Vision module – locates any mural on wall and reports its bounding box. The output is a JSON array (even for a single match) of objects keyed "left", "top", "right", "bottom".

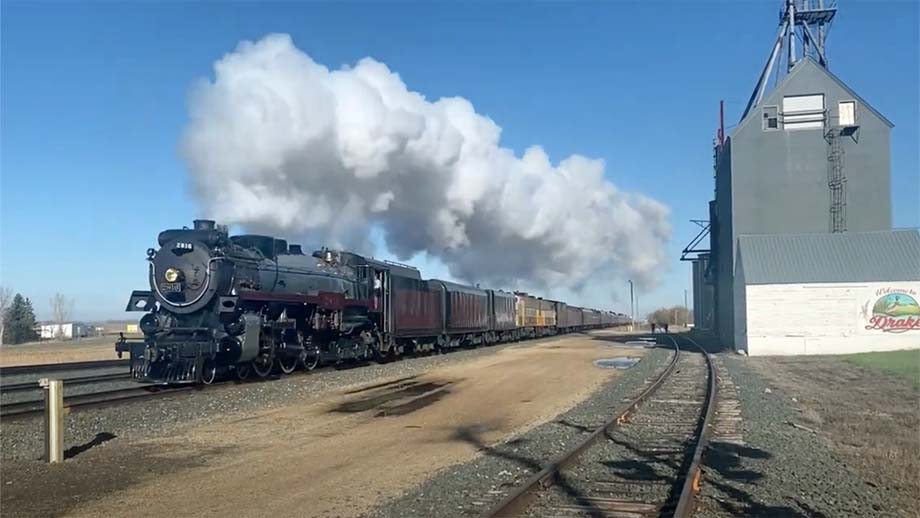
[{"left": 862, "top": 288, "right": 920, "bottom": 333}]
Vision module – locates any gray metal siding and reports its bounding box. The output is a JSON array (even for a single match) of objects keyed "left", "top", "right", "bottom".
[
  {"left": 738, "top": 230, "right": 920, "bottom": 285},
  {"left": 732, "top": 59, "right": 892, "bottom": 239},
  {"left": 691, "top": 255, "right": 715, "bottom": 329},
  {"left": 714, "top": 142, "right": 735, "bottom": 345},
  {"left": 692, "top": 259, "right": 703, "bottom": 328},
  {"left": 712, "top": 58, "right": 893, "bottom": 347}
]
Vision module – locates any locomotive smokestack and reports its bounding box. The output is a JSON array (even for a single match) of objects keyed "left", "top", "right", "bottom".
[{"left": 193, "top": 219, "right": 216, "bottom": 231}]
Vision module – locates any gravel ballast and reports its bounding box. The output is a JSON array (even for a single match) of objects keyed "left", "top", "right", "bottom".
[
  {"left": 367, "top": 345, "right": 672, "bottom": 518},
  {"left": 695, "top": 353, "right": 910, "bottom": 518}
]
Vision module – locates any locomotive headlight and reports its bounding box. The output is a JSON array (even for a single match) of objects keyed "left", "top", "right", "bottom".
[{"left": 164, "top": 268, "right": 181, "bottom": 283}]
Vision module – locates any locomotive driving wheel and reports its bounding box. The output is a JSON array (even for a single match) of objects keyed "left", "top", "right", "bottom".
[
  {"left": 252, "top": 356, "right": 273, "bottom": 378},
  {"left": 277, "top": 355, "right": 298, "bottom": 375},
  {"left": 235, "top": 363, "right": 251, "bottom": 380},
  {"left": 301, "top": 353, "right": 319, "bottom": 371},
  {"left": 201, "top": 357, "right": 218, "bottom": 385},
  {"left": 301, "top": 342, "right": 320, "bottom": 371}
]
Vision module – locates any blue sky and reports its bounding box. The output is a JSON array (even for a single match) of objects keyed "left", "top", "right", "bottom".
[{"left": 1, "top": 1, "right": 917, "bottom": 321}]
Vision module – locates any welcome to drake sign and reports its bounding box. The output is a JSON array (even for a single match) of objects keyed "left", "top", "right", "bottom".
[{"left": 861, "top": 287, "right": 920, "bottom": 333}]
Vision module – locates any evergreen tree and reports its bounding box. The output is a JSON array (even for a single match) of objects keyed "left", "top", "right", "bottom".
[{"left": 2, "top": 293, "right": 39, "bottom": 345}]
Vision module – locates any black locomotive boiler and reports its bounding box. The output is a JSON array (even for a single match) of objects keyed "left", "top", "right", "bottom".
[
  {"left": 117, "top": 219, "right": 387, "bottom": 383},
  {"left": 117, "top": 219, "right": 629, "bottom": 385}
]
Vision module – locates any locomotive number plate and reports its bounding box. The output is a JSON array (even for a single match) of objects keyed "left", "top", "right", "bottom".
[{"left": 159, "top": 282, "right": 181, "bottom": 293}]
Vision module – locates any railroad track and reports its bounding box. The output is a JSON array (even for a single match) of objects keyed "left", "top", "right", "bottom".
[
  {"left": 0, "top": 385, "right": 195, "bottom": 419},
  {"left": 0, "top": 373, "right": 132, "bottom": 394},
  {"left": 483, "top": 334, "right": 716, "bottom": 518},
  {"left": 0, "top": 359, "right": 129, "bottom": 377}
]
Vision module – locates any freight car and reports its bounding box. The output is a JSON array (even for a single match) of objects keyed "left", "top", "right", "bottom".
[{"left": 117, "top": 220, "right": 628, "bottom": 385}]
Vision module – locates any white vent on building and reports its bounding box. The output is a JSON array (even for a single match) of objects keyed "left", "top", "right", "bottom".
[
  {"left": 839, "top": 100, "right": 857, "bottom": 126},
  {"left": 782, "top": 94, "right": 825, "bottom": 130}
]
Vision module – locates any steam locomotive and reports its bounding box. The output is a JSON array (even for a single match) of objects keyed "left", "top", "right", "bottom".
[{"left": 116, "top": 219, "right": 629, "bottom": 384}]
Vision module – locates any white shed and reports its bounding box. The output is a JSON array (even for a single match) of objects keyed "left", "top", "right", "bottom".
[
  {"left": 40, "top": 322, "right": 91, "bottom": 340},
  {"left": 734, "top": 230, "right": 920, "bottom": 355}
]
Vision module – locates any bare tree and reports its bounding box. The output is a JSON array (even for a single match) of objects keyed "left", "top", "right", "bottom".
[
  {"left": 0, "top": 286, "right": 12, "bottom": 347},
  {"left": 50, "top": 293, "right": 74, "bottom": 340}
]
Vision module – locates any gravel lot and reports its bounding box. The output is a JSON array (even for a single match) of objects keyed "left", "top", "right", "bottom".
[
  {"left": 365, "top": 344, "right": 672, "bottom": 518},
  {"left": 695, "top": 353, "right": 919, "bottom": 518},
  {"left": 2, "top": 332, "right": 639, "bottom": 518},
  {"left": 1, "top": 339, "right": 564, "bottom": 463}
]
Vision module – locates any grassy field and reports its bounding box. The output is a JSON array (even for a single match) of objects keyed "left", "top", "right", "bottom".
[{"left": 843, "top": 349, "right": 920, "bottom": 386}]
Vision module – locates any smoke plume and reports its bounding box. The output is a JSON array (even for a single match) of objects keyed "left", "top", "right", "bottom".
[{"left": 182, "top": 34, "right": 670, "bottom": 294}]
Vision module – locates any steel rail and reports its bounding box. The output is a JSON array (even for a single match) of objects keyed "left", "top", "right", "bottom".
[
  {"left": 0, "top": 359, "right": 129, "bottom": 377},
  {"left": 483, "top": 337, "right": 683, "bottom": 517},
  {"left": 673, "top": 334, "right": 718, "bottom": 518},
  {"left": 482, "top": 334, "right": 717, "bottom": 518},
  {"left": 0, "top": 385, "right": 194, "bottom": 419},
  {"left": 0, "top": 373, "right": 132, "bottom": 394}
]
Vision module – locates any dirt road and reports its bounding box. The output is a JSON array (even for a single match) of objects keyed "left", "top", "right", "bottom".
[{"left": 12, "top": 334, "right": 639, "bottom": 518}]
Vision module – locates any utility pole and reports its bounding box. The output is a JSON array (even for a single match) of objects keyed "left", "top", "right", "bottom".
[
  {"left": 628, "top": 280, "right": 634, "bottom": 330},
  {"left": 684, "top": 289, "right": 689, "bottom": 326}
]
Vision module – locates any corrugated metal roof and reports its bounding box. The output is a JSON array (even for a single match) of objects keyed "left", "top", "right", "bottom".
[{"left": 738, "top": 230, "right": 920, "bottom": 285}]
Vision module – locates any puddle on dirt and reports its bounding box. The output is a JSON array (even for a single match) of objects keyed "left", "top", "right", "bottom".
[
  {"left": 593, "top": 357, "right": 642, "bottom": 369},
  {"left": 622, "top": 339, "right": 658, "bottom": 347}
]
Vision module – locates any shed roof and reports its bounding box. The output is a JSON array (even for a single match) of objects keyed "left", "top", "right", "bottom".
[{"left": 738, "top": 230, "right": 920, "bottom": 285}]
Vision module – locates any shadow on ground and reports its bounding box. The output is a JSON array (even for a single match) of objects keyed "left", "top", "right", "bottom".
[
  {"left": 704, "top": 440, "right": 828, "bottom": 518},
  {"left": 449, "top": 423, "right": 614, "bottom": 517},
  {"left": 63, "top": 432, "right": 117, "bottom": 459},
  {"left": 590, "top": 330, "right": 734, "bottom": 354},
  {"left": 448, "top": 422, "right": 786, "bottom": 518},
  {"left": 331, "top": 378, "right": 456, "bottom": 418}
]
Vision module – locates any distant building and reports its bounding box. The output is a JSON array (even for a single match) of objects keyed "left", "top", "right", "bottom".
[
  {"left": 40, "top": 322, "right": 91, "bottom": 340},
  {"left": 733, "top": 231, "right": 920, "bottom": 355}
]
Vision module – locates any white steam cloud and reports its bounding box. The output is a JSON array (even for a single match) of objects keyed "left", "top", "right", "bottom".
[{"left": 182, "top": 34, "right": 670, "bottom": 295}]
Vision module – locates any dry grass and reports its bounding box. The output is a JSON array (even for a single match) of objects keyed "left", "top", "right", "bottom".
[
  {"left": 0, "top": 335, "right": 139, "bottom": 367},
  {"left": 749, "top": 356, "right": 920, "bottom": 509}
]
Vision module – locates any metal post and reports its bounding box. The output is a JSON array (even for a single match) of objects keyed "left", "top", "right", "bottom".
[
  {"left": 636, "top": 294, "right": 640, "bottom": 328},
  {"left": 628, "top": 280, "right": 634, "bottom": 330},
  {"left": 40, "top": 378, "right": 64, "bottom": 463}
]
